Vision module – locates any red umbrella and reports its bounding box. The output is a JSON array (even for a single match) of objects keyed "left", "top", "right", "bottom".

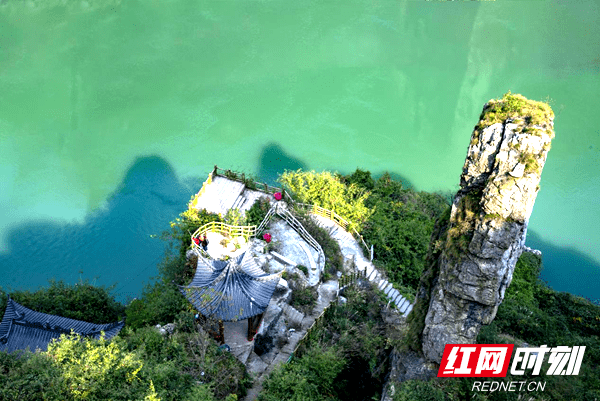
[
  {"left": 263, "top": 233, "right": 272, "bottom": 243},
  {"left": 193, "top": 237, "right": 200, "bottom": 245},
  {"left": 274, "top": 192, "right": 282, "bottom": 201}
]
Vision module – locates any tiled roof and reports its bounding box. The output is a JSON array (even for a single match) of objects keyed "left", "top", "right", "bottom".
[
  {"left": 181, "top": 252, "right": 282, "bottom": 321},
  {"left": 0, "top": 297, "right": 125, "bottom": 354}
]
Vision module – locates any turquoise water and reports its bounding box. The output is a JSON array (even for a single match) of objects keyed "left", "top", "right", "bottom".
[{"left": 1, "top": 0, "right": 599, "bottom": 302}]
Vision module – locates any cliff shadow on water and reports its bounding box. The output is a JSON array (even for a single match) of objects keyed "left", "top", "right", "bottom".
[
  {"left": 526, "top": 230, "right": 600, "bottom": 305},
  {"left": 257, "top": 142, "right": 307, "bottom": 185},
  {"left": 257, "top": 142, "right": 417, "bottom": 190},
  {"left": 0, "top": 155, "right": 197, "bottom": 302}
]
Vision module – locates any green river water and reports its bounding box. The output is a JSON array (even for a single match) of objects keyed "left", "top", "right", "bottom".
[{"left": 1, "top": 0, "right": 599, "bottom": 302}]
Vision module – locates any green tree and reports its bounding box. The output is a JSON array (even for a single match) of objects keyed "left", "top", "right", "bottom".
[{"left": 279, "top": 169, "right": 373, "bottom": 231}]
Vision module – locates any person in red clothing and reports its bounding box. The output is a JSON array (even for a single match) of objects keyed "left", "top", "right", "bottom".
[{"left": 199, "top": 234, "right": 209, "bottom": 250}]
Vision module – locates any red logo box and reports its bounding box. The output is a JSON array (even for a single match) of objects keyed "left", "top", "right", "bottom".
[{"left": 438, "top": 344, "right": 515, "bottom": 377}]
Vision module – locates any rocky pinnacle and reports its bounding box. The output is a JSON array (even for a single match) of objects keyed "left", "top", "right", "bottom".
[{"left": 421, "top": 93, "right": 554, "bottom": 363}]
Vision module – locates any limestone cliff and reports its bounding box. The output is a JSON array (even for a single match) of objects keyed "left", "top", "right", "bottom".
[{"left": 419, "top": 92, "right": 555, "bottom": 363}]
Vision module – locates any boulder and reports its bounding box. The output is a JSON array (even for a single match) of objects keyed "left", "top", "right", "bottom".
[{"left": 253, "top": 309, "right": 287, "bottom": 357}]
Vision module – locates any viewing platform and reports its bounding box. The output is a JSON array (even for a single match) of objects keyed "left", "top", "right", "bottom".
[{"left": 191, "top": 167, "right": 282, "bottom": 216}]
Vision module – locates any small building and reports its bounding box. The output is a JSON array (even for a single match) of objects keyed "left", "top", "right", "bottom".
[
  {"left": 0, "top": 296, "right": 125, "bottom": 354},
  {"left": 180, "top": 251, "right": 282, "bottom": 343}
]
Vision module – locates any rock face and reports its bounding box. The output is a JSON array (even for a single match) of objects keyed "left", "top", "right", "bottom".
[{"left": 421, "top": 93, "right": 554, "bottom": 363}]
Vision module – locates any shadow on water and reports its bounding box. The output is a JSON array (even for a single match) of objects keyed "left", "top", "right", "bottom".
[
  {"left": 0, "top": 155, "right": 199, "bottom": 303},
  {"left": 526, "top": 230, "right": 600, "bottom": 304},
  {"left": 256, "top": 142, "right": 418, "bottom": 191},
  {"left": 256, "top": 142, "right": 307, "bottom": 185}
]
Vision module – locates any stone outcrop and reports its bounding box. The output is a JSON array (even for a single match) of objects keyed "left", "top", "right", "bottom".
[{"left": 420, "top": 93, "right": 554, "bottom": 363}]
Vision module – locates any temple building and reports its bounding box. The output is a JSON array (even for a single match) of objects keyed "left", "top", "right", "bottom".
[
  {"left": 0, "top": 296, "right": 125, "bottom": 354},
  {"left": 180, "top": 251, "right": 282, "bottom": 342}
]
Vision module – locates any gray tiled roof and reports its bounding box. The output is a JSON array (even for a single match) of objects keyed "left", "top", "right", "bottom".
[
  {"left": 0, "top": 297, "right": 125, "bottom": 354},
  {"left": 181, "top": 252, "right": 281, "bottom": 321}
]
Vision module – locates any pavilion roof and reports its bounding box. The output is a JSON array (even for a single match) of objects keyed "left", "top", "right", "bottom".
[
  {"left": 180, "top": 252, "right": 282, "bottom": 321},
  {"left": 0, "top": 297, "right": 124, "bottom": 354}
]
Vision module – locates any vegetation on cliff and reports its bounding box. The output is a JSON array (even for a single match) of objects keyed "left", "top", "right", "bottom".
[
  {"left": 0, "top": 206, "right": 249, "bottom": 401},
  {"left": 0, "top": 167, "right": 598, "bottom": 401},
  {"left": 473, "top": 91, "right": 555, "bottom": 140},
  {"left": 280, "top": 168, "right": 448, "bottom": 295},
  {"left": 260, "top": 285, "right": 391, "bottom": 401}
]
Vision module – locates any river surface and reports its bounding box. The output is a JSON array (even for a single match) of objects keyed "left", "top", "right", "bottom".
[{"left": 1, "top": 0, "right": 599, "bottom": 302}]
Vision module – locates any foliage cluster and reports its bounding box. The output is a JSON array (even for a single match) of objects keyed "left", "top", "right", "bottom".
[
  {"left": 474, "top": 91, "right": 554, "bottom": 136},
  {"left": 245, "top": 197, "right": 272, "bottom": 227},
  {"left": 474, "top": 252, "right": 600, "bottom": 400},
  {"left": 403, "top": 206, "right": 451, "bottom": 353},
  {"left": 345, "top": 170, "right": 449, "bottom": 292},
  {"left": 296, "top": 265, "right": 309, "bottom": 276},
  {"left": 165, "top": 208, "right": 222, "bottom": 265},
  {"left": 0, "top": 324, "right": 249, "bottom": 401},
  {"left": 290, "top": 287, "right": 317, "bottom": 315},
  {"left": 261, "top": 285, "right": 390, "bottom": 401},
  {"left": 259, "top": 347, "right": 346, "bottom": 401},
  {"left": 284, "top": 271, "right": 317, "bottom": 314},
  {"left": 444, "top": 189, "right": 481, "bottom": 260},
  {"left": 279, "top": 169, "right": 373, "bottom": 231},
  {"left": 392, "top": 379, "right": 447, "bottom": 401},
  {"left": 223, "top": 208, "right": 246, "bottom": 227}
]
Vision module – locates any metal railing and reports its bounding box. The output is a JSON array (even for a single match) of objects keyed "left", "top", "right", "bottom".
[
  {"left": 274, "top": 204, "right": 325, "bottom": 270},
  {"left": 256, "top": 205, "right": 278, "bottom": 237},
  {"left": 338, "top": 270, "right": 366, "bottom": 290},
  {"left": 294, "top": 203, "right": 373, "bottom": 261},
  {"left": 189, "top": 171, "right": 214, "bottom": 209},
  {"left": 212, "top": 165, "right": 294, "bottom": 202},
  {"left": 190, "top": 221, "right": 257, "bottom": 253}
]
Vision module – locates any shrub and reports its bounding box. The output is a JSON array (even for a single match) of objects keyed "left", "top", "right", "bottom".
[
  {"left": 290, "top": 287, "right": 317, "bottom": 314},
  {"left": 0, "top": 349, "right": 63, "bottom": 400},
  {"left": 260, "top": 347, "right": 346, "bottom": 401},
  {"left": 223, "top": 208, "right": 246, "bottom": 226},
  {"left": 297, "top": 265, "right": 309, "bottom": 276},
  {"left": 125, "top": 281, "right": 188, "bottom": 330},
  {"left": 45, "top": 332, "right": 155, "bottom": 400},
  {"left": 164, "top": 208, "right": 221, "bottom": 263},
  {"left": 278, "top": 170, "right": 373, "bottom": 231},
  {"left": 288, "top": 285, "right": 389, "bottom": 401},
  {"left": 246, "top": 197, "right": 271, "bottom": 227},
  {"left": 358, "top": 172, "right": 448, "bottom": 291},
  {"left": 392, "top": 379, "right": 446, "bottom": 401}
]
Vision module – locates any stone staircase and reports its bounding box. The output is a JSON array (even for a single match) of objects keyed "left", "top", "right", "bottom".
[
  {"left": 312, "top": 215, "right": 413, "bottom": 316},
  {"left": 281, "top": 304, "right": 304, "bottom": 328}
]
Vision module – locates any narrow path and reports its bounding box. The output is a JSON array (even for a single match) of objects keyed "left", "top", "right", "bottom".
[{"left": 311, "top": 215, "right": 413, "bottom": 316}]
